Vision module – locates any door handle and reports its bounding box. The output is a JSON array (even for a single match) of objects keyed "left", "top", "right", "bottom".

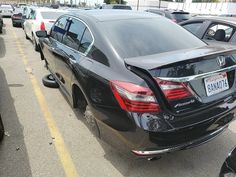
[
  {"left": 69, "top": 57, "right": 76, "bottom": 64},
  {"left": 50, "top": 47, "right": 56, "bottom": 51}
]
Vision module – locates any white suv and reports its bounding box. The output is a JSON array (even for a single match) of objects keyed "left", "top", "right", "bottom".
[{"left": 24, "top": 8, "right": 67, "bottom": 51}]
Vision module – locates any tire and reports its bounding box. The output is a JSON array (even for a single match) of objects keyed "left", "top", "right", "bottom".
[
  {"left": 25, "top": 30, "right": 29, "bottom": 39},
  {"left": 0, "top": 115, "right": 4, "bottom": 141},
  {"left": 84, "top": 106, "right": 100, "bottom": 137},
  {"left": 32, "top": 34, "right": 39, "bottom": 52},
  {"left": 42, "top": 74, "right": 59, "bottom": 88}
]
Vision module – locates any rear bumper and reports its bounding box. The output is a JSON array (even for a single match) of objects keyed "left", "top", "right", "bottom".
[
  {"left": 1, "top": 14, "right": 12, "bottom": 17},
  {"left": 132, "top": 124, "right": 228, "bottom": 156},
  {"left": 93, "top": 95, "right": 236, "bottom": 156}
]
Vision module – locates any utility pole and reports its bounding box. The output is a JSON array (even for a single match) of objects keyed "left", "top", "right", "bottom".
[
  {"left": 158, "top": 0, "right": 161, "bottom": 8},
  {"left": 136, "top": 0, "right": 139, "bottom": 10}
]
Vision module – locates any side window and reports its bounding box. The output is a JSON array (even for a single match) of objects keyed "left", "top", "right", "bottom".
[
  {"left": 79, "top": 28, "right": 93, "bottom": 53},
  {"left": 182, "top": 22, "right": 203, "bottom": 35},
  {"left": 88, "top": 46, "right": 109, "bottom": 66},
  {"left": 203, "top": 23, "right": 234, "bottom": 42},
  {"left": 51, "top": 17, "right": 68, "bottom": 42},
  {"left": 62, "top": 19, "right": 86, "bottom": 50}
]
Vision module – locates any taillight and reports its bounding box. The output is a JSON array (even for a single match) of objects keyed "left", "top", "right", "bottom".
[
  {"left": 110, "top": 80, "right": 160, "bottom": 113},
  {"left": 40, "top": 22, "right": 45, "bottom": 31},
  {"left": 156, "top": 79, "right": 192, "bottom": 101}
]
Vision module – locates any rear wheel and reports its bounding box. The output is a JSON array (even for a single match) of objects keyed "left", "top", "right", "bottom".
[
  {"left": 42, "top": 74, "right": 59, "bottom": 88},
  {"left": 25, "top": 31, "right": 29, "bottom": 39},
  {"left": 84, "top": 106, "right": 100, "bottom": 137},
  {"left": 32, "top": 34, "right": 39, "bottom": 52},
  {"left": 74, "top": 87, "right": 100, "bottom": 137},
  {"left": 0, "top": 115, "right": 4, "bottom": 141}
]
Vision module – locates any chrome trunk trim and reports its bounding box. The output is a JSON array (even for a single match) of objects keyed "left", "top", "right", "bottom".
[{"left": 157, "top": 65, "right": 236, "bottom": 82}]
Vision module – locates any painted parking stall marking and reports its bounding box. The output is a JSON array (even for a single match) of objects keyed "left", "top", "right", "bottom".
[{"left": 12, "top": 30, "right": 80, "bottom": 177}]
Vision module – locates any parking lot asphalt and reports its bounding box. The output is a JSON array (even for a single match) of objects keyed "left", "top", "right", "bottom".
[{"left": 1, "top": 18, "right": 236, "bottom": 177}]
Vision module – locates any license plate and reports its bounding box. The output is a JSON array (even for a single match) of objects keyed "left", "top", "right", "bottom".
[{"left": 204, "top": 72, "right": 229, "bottom": 96}]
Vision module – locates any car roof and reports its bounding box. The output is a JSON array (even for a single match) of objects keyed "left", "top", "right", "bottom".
[
  {"left": 189, "top": 16, "right": 236, "bottom": 25},
  {"left": 68, "top": 10, "right": 160, "bottom": 22}
]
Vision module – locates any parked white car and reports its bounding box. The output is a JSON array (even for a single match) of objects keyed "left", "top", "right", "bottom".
[
  {"left": 0, "top": 4, "right": 14, "bottom": 17},
  {"left": 24, "top": 8, "right": 67, "bottom": 51}
]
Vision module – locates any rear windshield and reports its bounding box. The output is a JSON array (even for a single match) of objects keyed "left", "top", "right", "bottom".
[
  {"left": 41, "top": 12, "right": 64, "bottom": 19},
  {"left": 172, "top": 12, "right": 190, "bottom": 21},
  {"left": 0, "top": 6, "right": 12, "bottom": 9},
  {"left": 103, "top": 18, "right": 206, "bottom": 58},
  {"left": 113, "top": 6, "right": 132, "bottom": 10}
]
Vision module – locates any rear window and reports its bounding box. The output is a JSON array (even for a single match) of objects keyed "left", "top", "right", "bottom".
[
  {"left": 172, "top": 12, "right": 190, "bottom": 21},
  {"left": 112, "top": 5, "right": 132, "bottom": 10},
  {"left": 41, "top": 12, "right": 64, "bottom": 19},
  {"left": 103, "top": 18, "right": 206, "bottom": 58},
  {"left": 0, "top": 5, "right": 13, "bottom": 9}
]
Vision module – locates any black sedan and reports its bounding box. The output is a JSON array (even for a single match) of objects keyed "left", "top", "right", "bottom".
[
  {"left": 180, "top": 17, "right": 236, "bottom": 44},
  {"left": 37, "top": 10, "right": 236, "bottom": 157}
]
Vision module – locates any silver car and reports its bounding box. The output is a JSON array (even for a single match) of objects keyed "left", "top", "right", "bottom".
[{"left": 0, "top": 5, "right": 14, "bottom": 17}]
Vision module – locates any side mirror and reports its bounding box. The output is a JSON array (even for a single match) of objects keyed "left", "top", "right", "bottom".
[{"left": 36, "top": 30, "right": 48, "bottom": 38}]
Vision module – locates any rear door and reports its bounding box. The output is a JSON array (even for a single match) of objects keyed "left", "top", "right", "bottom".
[{"left": 54, "top": 17, "right": 91, "bottom": 95}]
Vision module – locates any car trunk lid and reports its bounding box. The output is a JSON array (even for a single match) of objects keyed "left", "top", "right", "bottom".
[{"left": 124, "top": 45, "right": 236, "bottom": 114}]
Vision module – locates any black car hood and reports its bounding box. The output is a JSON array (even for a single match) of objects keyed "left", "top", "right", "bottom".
[{"left": 124, "top": 44, "right": 236, "bottom": 70}]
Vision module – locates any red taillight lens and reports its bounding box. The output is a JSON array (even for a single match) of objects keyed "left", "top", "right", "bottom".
[
  {"left": 156, "top": 79, "right": 192, "bottom": 101},
  {"left": 110, "top": 81, "right": 160, "bottom": 113},
  {"left": 40, "top": 22, "right": 45, "bottom": 31}
]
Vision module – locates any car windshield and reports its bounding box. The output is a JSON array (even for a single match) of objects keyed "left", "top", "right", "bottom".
[
  {"left": 41, "top": 12, "right": 64, "bottom": 19},
  {"left": 103, "top": 18, "right": 206, "bottom": 58}
]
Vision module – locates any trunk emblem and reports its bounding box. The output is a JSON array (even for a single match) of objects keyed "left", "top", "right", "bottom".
[{"left": 217, "top": 56, "right": 226, "bottom": 67}]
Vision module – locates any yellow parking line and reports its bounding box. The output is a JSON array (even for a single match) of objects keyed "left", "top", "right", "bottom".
[{"left": 12, "top": 32, "right": 79, "bottom": 177}]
